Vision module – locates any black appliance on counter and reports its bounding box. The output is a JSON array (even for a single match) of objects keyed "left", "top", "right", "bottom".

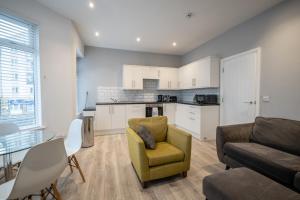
[
  {"left": 157, "top": 95, "right": 177, "bottom": 102},
  {"left": 146, "top": 104, "right": 163, "bottom": 117},
  {"left": 169, "top": 96, "right": 177, "bottom": 102},
  {"left": 193, "top": 94, "right": 218, "bottom": 104}
]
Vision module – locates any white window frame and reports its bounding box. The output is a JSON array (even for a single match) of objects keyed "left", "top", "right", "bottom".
[{"left": 0, "top": 11, "right": 41, "bottom": 130}]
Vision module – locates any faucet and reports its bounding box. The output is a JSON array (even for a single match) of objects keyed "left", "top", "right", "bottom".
[{"left": 110, "top": 98, "right": 118, "bottom": 103}]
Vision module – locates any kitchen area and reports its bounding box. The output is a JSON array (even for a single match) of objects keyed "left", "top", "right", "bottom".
[{"left": 80, "top": 54, "right": 220, "bottom": 140}]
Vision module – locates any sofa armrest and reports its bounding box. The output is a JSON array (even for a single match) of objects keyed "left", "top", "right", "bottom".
[
  {"left": 216, "top": 123, "right": 253, "bottom": 163},
  {"left": 126, "top": 128, "right": 149, "bottom": 180},
  {"left": 167, "top": 125, "right": 192, "bottom": 170},
  {"left": 294, "top": 172, "right": 300, "bottom": 192}
]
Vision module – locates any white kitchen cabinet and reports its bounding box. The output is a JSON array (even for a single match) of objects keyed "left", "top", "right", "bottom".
[
  {"left": 123, "top": 65, "right": 143, "bottom": 90},
  {"left": 126, "top": 104, "right": 146, "bottom": 125},
  {"left": 163, "top": 103, "right": 176, "bottom": 124},
  {"left": 175, "top": 104, "right": 219, "bottom": 140},
  {"left": 95, "top": 105, "right": 111, "bottom": 131},
  {"left": 158, "top": 67, "right": 178, "bottom": 90},
  {"left": 95, "top": 105, "right": 126, "bottom": 132},
  {"left": 142, "top": 66, "right": 160, "bottom": 79},
  {"left": 179, "top": 57, "right": 219, "bottom": 89},
  {"left": 111, "top": 105, "right": 126, "bottom": 129}
]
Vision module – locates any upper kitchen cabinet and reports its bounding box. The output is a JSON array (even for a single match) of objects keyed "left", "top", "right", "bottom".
[
  {"left": 123, "top": 65, "right": 143, "bottom": 90},
  {"left": 179, "top": 57, "right": 220, "bottom": 89},
  {"left": 142, "top": 66, "right": 160, "bottom": 79},
  {"left": 158, "top": 67, "right": 178, "bottom": 90}
]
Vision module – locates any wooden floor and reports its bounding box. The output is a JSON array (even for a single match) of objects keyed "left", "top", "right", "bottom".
[{"left": 58, "top": 134, "right": 224, "bottom": 200}]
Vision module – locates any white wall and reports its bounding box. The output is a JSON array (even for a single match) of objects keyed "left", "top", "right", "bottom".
[
  {"left": 77, "top": 46, "right": 181, "bottom": 110},
  {"left": 182, "top": 0, "right": 300, "bottom": 120},
  {"left": 0, "top": 0, "right": 84, "bottom": 135}
]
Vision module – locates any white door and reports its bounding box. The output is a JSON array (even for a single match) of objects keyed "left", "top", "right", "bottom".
[{"left": 220, "top": 48, "right": 261, "bottom": 125}]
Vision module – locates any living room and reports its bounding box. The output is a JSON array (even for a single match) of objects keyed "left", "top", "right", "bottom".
[{"left": 0, "top": 0, "right": 299, "bottom": 199}]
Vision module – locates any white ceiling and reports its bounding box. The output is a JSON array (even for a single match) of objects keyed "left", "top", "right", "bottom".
[{"left": 36, "top": 0, "right": 283, "bottom": 55}]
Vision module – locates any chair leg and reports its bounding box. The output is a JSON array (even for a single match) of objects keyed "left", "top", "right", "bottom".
[
  {"left": 68, "top": 157, "right": 73, "bottom": 173},
  {"left": 182, "top": 171, "right": 187, "bottom": 178},
  {"left": 51, "top": 182, "right": 62, "bottom": 200},
  {"left": 72, "top": 155, "right": 86, "bottom": 182},
  {"left": 225, "top": 165, "right": 230, "bottom": 170},
  {"left": 41, "top": 189, "right": 46, "bottom": 200}
]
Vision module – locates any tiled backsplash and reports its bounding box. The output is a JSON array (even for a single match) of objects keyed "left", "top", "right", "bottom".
[{"left": 97, "top": 79, "right": 219, "bottom": 102}]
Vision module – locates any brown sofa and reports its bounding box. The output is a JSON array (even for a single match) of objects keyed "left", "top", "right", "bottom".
[{"left": 216, "top": 117, "right": 300, "bottom": 192}]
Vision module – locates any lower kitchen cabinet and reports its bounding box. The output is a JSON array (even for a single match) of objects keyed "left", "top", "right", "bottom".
[
  {"left": 95, "top": 105, "right": 126, "bottom": 132},
  {"left": 94, "top": 103, "right": 219, "bottom": 140},
  {"left": 175, "top": 104, "right": 219, "bottom": 140},
  {"left": 163, "top": 103, "right": 176, "bottom": 124},
  {"left": 125, "top": 104, "right": 146, "bottom": 126},
  {"left": 95, "top": 105, "right": 111, "bottom": 131}
]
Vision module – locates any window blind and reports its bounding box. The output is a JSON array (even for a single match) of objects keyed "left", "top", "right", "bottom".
[{"left": 0, "top": 12, "right": 40, "bottom": 129}]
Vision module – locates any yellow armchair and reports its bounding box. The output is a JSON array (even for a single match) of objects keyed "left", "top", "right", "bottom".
[{"left": 126, "top": 116, "right": 192, "bottom": 188}]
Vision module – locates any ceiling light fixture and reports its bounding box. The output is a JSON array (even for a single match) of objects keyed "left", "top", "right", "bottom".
[
  {"left": 95, "top": 32, "right": 99, "bottom": 37},
  {"left": 136, "top": 37, "right": 141, "bottom": 42},
  {"left": 89, "top": 1, "right": 94, "bottom": 8},
  {"left": 172, "top": 42, "right": 177, "bottom": 47}
]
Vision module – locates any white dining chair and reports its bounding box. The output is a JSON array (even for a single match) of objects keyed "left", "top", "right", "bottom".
[
  {"left": 64, "top": 119, "right": 85, "bottom": 182},
  {"left": 0, "top": 122, "right": 27, "bottom": 177},
  {"left": 0, "top": 138, "right": 67, "bottom": 200}
]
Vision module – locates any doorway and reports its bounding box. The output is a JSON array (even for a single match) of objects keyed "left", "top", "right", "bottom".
[{"left": 220, "top": 48, "right": 261, "bottom": 125}]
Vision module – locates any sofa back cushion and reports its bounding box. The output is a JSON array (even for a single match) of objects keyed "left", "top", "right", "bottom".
[
  {"left": 128, "top": 116, "right": 168, "bottom": 142},
  {"left": 250, "top": 117, "right": 300, "bottom": 155}
]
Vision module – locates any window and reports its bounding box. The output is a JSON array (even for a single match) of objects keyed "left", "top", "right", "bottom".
[{"left": 0, "top": 12, "right": 40, "bottom": 129}]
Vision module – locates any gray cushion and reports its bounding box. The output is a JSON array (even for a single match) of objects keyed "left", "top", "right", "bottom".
[
  {"left": 203, "top": 167, "right": 300, "bottom": 200},
  {"left": 250, "top": 117, "right": 300, "bottom": 156},
  {"left": 137, "top": 125, "right": 156, "bottom": 149},
  {"left": 224, "top": 142, "right": 300, "bottom": 186}
]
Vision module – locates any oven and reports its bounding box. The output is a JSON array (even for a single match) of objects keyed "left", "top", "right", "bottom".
[{"left": 145, "top": 104, "right": 163, "bottom": 117}]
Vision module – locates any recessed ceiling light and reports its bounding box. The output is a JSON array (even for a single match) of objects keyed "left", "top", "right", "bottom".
[
  {"left": 95, "top": 32, "right": 99, "bottom": 37},
  {"left": 89, "top": 2, "right": 94, "bottom": 8},
  {"left": 136, "top": 37, "right": 141, "bottom": 42},
  {"left": 172, "top": 42, "right": 177, "bottom": 47}
]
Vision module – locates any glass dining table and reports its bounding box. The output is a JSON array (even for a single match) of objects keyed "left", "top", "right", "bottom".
[{"left": 0, "top": 129, "right": 55, "bottom": 181}]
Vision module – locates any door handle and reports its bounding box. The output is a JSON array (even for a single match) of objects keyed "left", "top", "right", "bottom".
[{"left": 243, "top": 101, "right": 256, "bottom": 104}]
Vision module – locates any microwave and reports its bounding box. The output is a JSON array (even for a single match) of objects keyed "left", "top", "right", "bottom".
[{"left": 194, "top": 94, "right": 218, "bottom": 104}]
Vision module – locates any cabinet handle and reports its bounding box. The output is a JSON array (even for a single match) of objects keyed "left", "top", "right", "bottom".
[
  {"left": 170, "top": 81, "right": 172, "bottom": 89},
  {"left": 189, "top": 117, "right": 195, "bottom": 120},
  {"left": 189, "top": 112, "right": 195, "bottom": 114}
]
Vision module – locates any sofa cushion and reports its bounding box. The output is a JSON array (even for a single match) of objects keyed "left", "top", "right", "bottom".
[
  {"left": 145, "top": 142, "right": 184, "bottom": 167},
  {"left": 224, "top": 142, "right": 300, "bottom": 185},
  {"left": 128, "top": 116, "right": 168, "bottom": 142},
  {"left": 203, "top": 167, "right": 300, "bottom": 200},
  {"left": 137, "top": 125, "right": 156, "bottom": 149},
  {"left": 250, "top": 117, "right": 300, "bottom": 156}
]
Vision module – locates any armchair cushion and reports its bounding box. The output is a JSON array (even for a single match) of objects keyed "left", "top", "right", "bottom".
[
  {"left": 145, "top": 142, "right": 184, "bottom": 167},
  {"left": 137, "top": 125, "right": 156, "bottom": 149},
  {"left": 128, "top": 116, "right": 168, "bottom": 142}
]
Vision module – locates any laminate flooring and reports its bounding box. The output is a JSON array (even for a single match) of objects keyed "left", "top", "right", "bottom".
[{"left": 58, "top": 134, "right": 224, "bottom": 200}]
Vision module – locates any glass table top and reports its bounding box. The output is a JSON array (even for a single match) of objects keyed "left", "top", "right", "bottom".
[{"left": 0, "top": 130, "right": 55, "bottom": 156}]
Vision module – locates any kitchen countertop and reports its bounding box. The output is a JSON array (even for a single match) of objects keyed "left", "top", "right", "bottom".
[{"left": 95, "top": 101, "right": 219, "bottom": 106}]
